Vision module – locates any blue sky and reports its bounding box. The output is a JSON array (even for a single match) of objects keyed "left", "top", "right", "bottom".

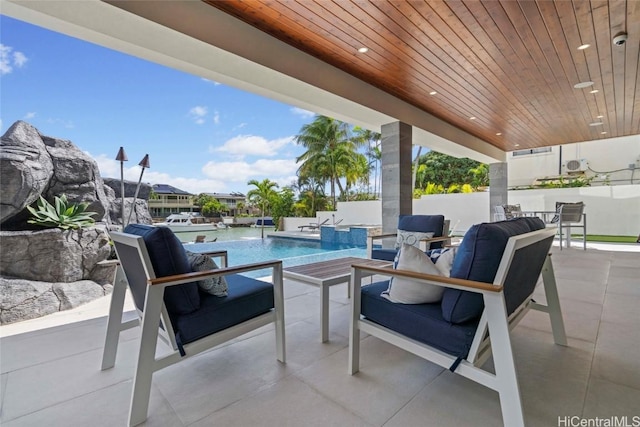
[{"left": 1, "top": 15, "right": 319, "bottom": 195}]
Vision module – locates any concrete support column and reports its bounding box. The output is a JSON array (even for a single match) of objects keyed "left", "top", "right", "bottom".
[
  {"left": 381, "top": 122, "right": 413, "bottom": 234},
  {"left": 489, "top": 162, "right": 508, "bottom": 221}
]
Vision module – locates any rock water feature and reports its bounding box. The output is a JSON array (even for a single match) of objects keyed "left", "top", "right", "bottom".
[{"left": 0, "top": 121, "right": 152, "bottom": 324}]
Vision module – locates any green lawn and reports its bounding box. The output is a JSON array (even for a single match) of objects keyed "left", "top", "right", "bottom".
[{"left": 585, "top": 235, "right": 638, "bottom": 243}]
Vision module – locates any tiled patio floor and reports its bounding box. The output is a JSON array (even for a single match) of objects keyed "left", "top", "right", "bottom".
[{"left": 1, "top": 243, "right": 639, "bottom": 426}]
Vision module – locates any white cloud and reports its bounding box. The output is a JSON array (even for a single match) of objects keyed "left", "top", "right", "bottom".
[
  {"left": 188, "top": 106, "right": 207, "bottom": 125},
  {"left": 202, "top": 158, "right": 299, "bottom": 183},
  {"left": 216, "top": 135, "right": 294, "bottom": 158},
  {"left": 24, "top": 112, "right": 36, "bottom": 119},
  {"left": 0, "top": 44, "right": 28, "bottom": 75},
  {"left": 290, "top": 107, "right": 315, "bottom": 119},
  {"left": 13, "top": 51, "right": 27, "bottom": 67},
  {"left": 46, "top": 118, "right": 75, "bottom": 128},
  {"left": 233, "top": 122, "right": 247, "bottom": 130},
  {"left": 201, "top": 78, "right": 221, "bottom": 85},
  {"left": 93, "top": 154, "right": 227, "bottom": 194},
  {"left": 212, "top": 110, "right": 220, "bottom": 125}
]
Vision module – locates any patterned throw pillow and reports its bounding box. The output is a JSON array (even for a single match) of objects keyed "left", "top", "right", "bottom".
[
  {"left": 381, "top": 243, "right": 445, "bottom": 304},
  {"left": 425, "top": 247, "right": 457, "bottom": 277},
  {"left": 395, "top": 230, "right": 435, "bottom": 250},
  {"left": 185, "top": 251, "right": 228, "bottom": 297}
]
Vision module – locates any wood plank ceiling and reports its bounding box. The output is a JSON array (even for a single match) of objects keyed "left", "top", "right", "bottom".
[{"left": 206, "top": 0, "right": 640, "bottom": 152}]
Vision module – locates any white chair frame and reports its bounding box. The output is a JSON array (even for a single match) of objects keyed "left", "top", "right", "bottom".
[
  {"left": 349, "top": 227, "right": 566, "bottom": 427},
  {"left": 102, "top": 231, "right": 285, "bottom": 426}
]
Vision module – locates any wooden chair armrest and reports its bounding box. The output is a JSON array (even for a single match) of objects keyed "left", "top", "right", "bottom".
[
  {"left": 368, "top": 233, "right": 399, "bottom": 241},
  {"left": 350, "top": 263, "right": 502, "bottom": 293},
  {"left": 150, "top": 260, "right": 283, "bottom": 287},
  {"left": 419, "top": 236, "right": 451, "bottom": 243}
]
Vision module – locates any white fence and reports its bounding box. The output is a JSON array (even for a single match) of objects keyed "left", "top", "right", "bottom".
[{"left": 311, "top": 185, "right": 640, "bottom": 237}]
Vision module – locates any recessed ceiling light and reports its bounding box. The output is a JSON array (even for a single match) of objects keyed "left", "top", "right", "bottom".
[
  {"left": 589, "top": 122, "right": 604, "bottom": 126},
  {"left": 578, "top": 44, "right": 591, "bottom": 50},
  {"left": 496, "top": 132, "right": 502, "bottom": 136},
  {"left": 574, "top": 81, "right": 594, "bottom": 89},
  {"left": 601, "top": 131, "right": 607, "bottom": 135},
  {"left": 469, "top": 116, "right": 476, "bottom": 120},
  {"left": 597, "top": 115, "right": 604, "bottom": 118},
  {"left": 514, "top": 144, "right": 520, "bottom": 147},
  {"left": 590, "top": 89, "right": 599, "bottom": 94},
  {"left": 429, "top": 91, "right": 437, "bottom": 95},
  {"left": 357, "top": 47, "right": 369, "bottom": 53}
]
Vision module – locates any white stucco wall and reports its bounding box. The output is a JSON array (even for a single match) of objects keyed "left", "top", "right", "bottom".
[
  {"left": 333, "top": 185, "right": 640, "bottom": 237},
  {"left": 507, "top": 134, "right": 640, "bottom": 187}
]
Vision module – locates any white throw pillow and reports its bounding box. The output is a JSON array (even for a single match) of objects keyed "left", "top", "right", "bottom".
[
  {"left": 381, "top": 243, "right": 445, "bottom": 304},
  {"left": 395, "top": 230, "right": 435, "bottom": 250},
  {"left": 185, "top": 251, "right": 228, "bottom": 297}
]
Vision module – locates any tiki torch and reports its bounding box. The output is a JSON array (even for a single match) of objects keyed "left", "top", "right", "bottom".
[
  {"left": 115, "top": 147, "right": 128, "bottom": 228},
  {"left": 125, "top": 154, "right": 150, "bottom": 228}
]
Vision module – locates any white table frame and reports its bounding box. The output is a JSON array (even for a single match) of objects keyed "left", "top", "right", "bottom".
[{"left": 283, "top": 257, "right": 392, "bottom": 342}]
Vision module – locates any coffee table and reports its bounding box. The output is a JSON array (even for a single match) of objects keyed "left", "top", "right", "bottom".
[{"left": 283, "top": 257, "right": 392, "bottom": 342}]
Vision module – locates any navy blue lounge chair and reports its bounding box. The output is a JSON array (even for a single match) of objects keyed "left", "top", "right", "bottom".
[
  {"left": 102, "top": 224, "right": 285, "bottom": 426},
  {"left": 367, "top": 214, "right": 450, "bottom": 261},
  {"left": 349, "top": 217, "right": 566, "bottom": 427}
]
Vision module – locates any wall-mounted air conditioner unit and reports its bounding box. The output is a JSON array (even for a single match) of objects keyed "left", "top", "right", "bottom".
[{"left": 563, "top": 159, "right": 588, "bottom": 173}]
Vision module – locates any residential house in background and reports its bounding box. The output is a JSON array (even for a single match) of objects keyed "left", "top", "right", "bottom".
[
  {"left": 206, "top": 192, "right": 247, "bottom": 216},
  {"left": 148, "top": 184, "right": 195, "bottom": 219}
]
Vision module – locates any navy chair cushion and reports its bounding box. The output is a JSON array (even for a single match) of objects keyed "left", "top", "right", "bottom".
[
  {"left": 361, "top": 281, "right": 479, "bottom": 359},
  {"left": 442, "top": 217, "right": 545, "bottom": 324},
  {"left": 124, "top": 224, "right": 201, "bottom": 315},
  {"left": 173, "top": 274, "right": 274, "bottom": 345},
  {"left": 370, "top": 248, "right": 398, "bottom": 262},
  {"left": 398, "top": 215, "right": 445, "bottom": 250},
  {"left": 372, "top": 215, "right": 446, "bottom": 261}
]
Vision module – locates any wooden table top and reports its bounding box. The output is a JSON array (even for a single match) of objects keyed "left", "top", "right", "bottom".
[{"left": 283, "top": 257, "right": 392, "bottom": 285}]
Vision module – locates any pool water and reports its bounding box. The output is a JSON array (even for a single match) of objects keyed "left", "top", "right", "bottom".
[{"left": 187, "top": 237, "right": 367, "bottom": 278}]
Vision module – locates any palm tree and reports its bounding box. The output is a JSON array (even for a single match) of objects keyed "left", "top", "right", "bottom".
[
  {"left": 354, "top": 127, "right": 381, "bottom": 197},
  {"left": 343, "top": 153, "right": 371, "bottom": 200},
  {"left": 295, "top": 115, "right": 363, "bottom": 208},
  {"left": 247, "top": 178, "right": 278, "bottom": 238}
]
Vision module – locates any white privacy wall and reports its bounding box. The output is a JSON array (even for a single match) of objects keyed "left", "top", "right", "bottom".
[
  {"left": 507, "top": 134, "right": 640, "bottom": 187},
  {"left": 333, "top": 185, "right": 640, "bottom": 237}
]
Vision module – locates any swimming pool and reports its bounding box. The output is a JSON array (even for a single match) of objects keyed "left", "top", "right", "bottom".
[{"left": 187, "top": 237, "right": 367, "bottom": 278}]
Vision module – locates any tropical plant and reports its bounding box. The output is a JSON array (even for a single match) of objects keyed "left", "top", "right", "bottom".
[
  {"left": 469, "top": 163, "right": 489, "bottom": 190},
  {"left": 270, "top": 187, "right": 295, "bottom": 231},
  {"left": 424, "top": 182, "right": 445, "bottom": 195},
  {"left": 414, "top": 151, "right": 488, "bottom": 189},
  {"left": 295, "top": 115, "right": 366, "bottom": 208},
  {"left": 27, "top": 194, "right": 97, "bottom": 230},
  {"left": 294, "top": 175, "right": 327, "bottom": 216},
  {"left": 342, "top": 152, "right": 371, "bottom": 200},
  {"left": 461, "top": 183, "right": 474, "bottom": 193},
  {"left": 353, "top": 127, "right": 381, "bottom": 197},
  {"left": 247, "top": 178, "right": 279, "bottom": 238},
  {"left": 201, "top": 199, "right": 224, "bottom": 216},
  {"left": 193, "top": 193, "right": 224, "bottom": 216}
]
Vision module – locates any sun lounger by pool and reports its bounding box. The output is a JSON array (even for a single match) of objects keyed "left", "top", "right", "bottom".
[{"left": 298, "top": 218, "right": 329, "bottom": 231}]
